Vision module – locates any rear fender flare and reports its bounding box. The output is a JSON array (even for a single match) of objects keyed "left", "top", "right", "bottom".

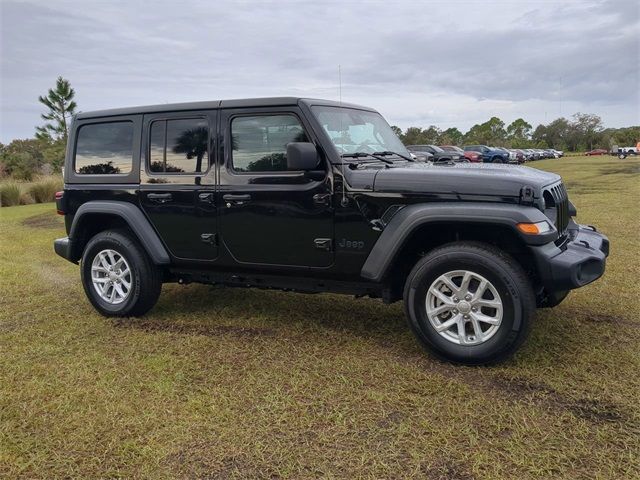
[{"left": 69, "top": 201, "right": 170, "bottom": 264}]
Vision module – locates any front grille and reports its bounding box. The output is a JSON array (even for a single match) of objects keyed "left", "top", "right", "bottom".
[{"left": 546, "top": 182, "right": 569, "bottom": 236}]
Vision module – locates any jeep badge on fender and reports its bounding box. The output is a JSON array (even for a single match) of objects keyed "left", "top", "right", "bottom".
[{"left": 54, "top": 97, "right": 609, "bottom": 365}]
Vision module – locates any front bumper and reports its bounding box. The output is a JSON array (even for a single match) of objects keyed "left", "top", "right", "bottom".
[
  {"left": 531, "top": 224, "right": 609, "bottom": 292},
  {"left": 54, "top": 237, "right": 78, "bottom": 264}
]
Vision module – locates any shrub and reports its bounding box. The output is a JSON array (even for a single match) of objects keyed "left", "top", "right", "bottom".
[
  {"left": 0, "top": 182, "right": 21, "bottom": 206},
  {"left": 28, "top": 176, "right": 63, "bottom": 203},
  {"left": 20, "top": 192, "right": 35, "bottom": 205}
]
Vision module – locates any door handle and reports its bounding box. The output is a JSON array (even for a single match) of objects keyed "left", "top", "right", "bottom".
[
  {"left": 223, "top": 194, "right": 251, "bottom": 207},
  {"left": 198, "top": 192, "right": 215, "bottom": 204},
  {"left": 147, "top": 193, "right": 173, "bottom": 203}
]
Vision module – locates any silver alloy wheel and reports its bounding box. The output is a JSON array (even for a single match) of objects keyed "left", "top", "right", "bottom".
[
  {"left": 425, "top": 270, "right": 503, "bottom": 346},
  {"left": 91, "top": 249, "right": 132, "bottom": 305}
]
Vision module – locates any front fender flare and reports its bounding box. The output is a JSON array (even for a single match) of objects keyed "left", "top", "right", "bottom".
[
  {"left": 360, "top": 202, "right": 555, "bottom": 282},
  {"left": 69, "top": 201, "right": 170, "bottom": 265}
]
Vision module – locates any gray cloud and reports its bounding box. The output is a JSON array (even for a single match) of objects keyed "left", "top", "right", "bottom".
[{"left": 1, "top": 0, "right": 638, "bottom": 142}]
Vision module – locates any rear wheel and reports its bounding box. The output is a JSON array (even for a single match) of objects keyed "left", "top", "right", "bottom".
[
  {"left": 81, "top": 229, "right": 162, "bottom": 317},
  {"left": 403, "top": 242, "right": 535, "bottom": 365}
]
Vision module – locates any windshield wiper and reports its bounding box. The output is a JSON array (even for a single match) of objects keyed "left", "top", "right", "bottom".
[
  {"left": 341, "top": 152, "right": 394, "bottom": 165},
  {"left": 372, "top": 150, "right": 415, "bottom": 162}
]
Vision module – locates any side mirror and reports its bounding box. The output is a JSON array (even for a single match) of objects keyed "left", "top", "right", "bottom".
[{"left": 286, "top": 142, "right": 320, "bottom": 171}]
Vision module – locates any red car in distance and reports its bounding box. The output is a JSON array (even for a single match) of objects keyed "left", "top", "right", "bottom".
[
  {"left": 440, "top": 145, "right": 480, "bottom": 162},
  {"left": 585, "top": 149, "right": 608, "bottom": 156}
]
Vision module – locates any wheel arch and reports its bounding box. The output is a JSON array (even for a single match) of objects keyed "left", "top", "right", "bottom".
[
  {"left": 68, "top": 201, "right": 170, "bottom": 265},
  {"left": 361, "top": 203, "right": 553, "bottom": 291}
]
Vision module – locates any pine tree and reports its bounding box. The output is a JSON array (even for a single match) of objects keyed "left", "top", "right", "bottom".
[{"left": 36, "top": 77, "right": 77, "bottom": 141}]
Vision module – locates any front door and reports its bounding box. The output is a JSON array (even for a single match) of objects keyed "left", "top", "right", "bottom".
[
  {"left": 139, "top": 110, "right": 219, "bottom": 262},
  {"left": 218, "top": 108, "right": 333, "bottom": 267}
]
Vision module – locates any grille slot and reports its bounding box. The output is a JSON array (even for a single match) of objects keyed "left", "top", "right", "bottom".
[{"left": 546, "top": 182, "right": 569, "bottom": 236}]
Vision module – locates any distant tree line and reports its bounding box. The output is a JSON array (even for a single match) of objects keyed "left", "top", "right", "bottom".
[
  {"left": 392, "top": 114, "right": 639, "bottom": 152},
  {"left": 0, "top": 77, "right": 75, "bottom": 180},
  {"left": 2, "top": 77, "right": 639, "bottom": 181}
]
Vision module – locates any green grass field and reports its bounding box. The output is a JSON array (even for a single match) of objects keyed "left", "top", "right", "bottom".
[{"left": 1, "top": 156, "right": 639, "bottom": 479}]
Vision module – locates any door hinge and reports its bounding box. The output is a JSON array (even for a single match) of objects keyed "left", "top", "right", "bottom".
[
  {"left": 201, "top": 233, "right": 217, "bottom": 245},
  {"left": 313, "top": 193, "right": 332, "bottom": 206},
  {"left": 314, "top": 238, "right": 332, "bottom": 252}
]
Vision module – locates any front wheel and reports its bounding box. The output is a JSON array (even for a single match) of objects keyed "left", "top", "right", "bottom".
[
  {"left": 403, "top": 242, "right": 535, "bottom": 365},
  {"left": 81, "top": 229, "right": 162, "bottom": 317}
]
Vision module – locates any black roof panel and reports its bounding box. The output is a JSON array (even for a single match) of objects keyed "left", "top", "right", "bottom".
[{"left": 75, "top": 97, "right": 375, "bottom": 120}]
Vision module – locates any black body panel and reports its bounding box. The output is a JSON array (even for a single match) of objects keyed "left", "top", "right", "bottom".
[{"left": 54, "top": 97, "right": 608, "bottom": 301}]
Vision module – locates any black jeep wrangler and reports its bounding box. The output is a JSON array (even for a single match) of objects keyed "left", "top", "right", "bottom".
[{"left": 54, "top": 97, "right": 609, "bottom": 364}]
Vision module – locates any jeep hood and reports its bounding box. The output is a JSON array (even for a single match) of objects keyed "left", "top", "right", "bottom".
[{"left": 370, "top": 162, "right": 561, "bottom": 198}]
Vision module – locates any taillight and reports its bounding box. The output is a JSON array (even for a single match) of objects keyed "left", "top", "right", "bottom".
[{"left": 55, "top": 191, "right": 65, "bottom": 215}]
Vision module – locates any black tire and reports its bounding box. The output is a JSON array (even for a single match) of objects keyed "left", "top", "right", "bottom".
[
  {"left": 403, "top": 241, "right": 535, "bottom": 365},
  {"left": 492, "top": 156, "right": 505, "bottom": 163},
  {"left": 80, "top": 229, "right": 162, "bottom": 317}
]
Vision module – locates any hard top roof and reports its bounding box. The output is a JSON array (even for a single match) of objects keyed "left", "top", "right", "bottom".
[{"left": 75, "top": 97, "right": 375, "bottom": 120}]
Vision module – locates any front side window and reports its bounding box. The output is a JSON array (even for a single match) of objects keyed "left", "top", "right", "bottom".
[
  {"left": 149, "top": 118, "right": 209, "bottom": 173},
  {"left": 231, "top": 115, "right": 308, "bottom": 172},
  {"left": 311, "top": 106, "right": 409, "bottom": 157},
  {"left": 75, "top": 122, "right": 133, "bottom": 174}
]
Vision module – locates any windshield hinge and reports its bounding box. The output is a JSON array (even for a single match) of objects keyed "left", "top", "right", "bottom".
[{"left": 520, "top": 186, "right": 535, "bottom": 205}]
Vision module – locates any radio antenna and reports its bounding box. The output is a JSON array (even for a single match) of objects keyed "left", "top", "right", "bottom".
[{"left": 339, "top": 65, "right": 348, "bottom": 207}]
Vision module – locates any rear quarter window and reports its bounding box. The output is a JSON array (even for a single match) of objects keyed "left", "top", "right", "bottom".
[{"left": 75, "top": 121, "right": 134, "bottom": 174}]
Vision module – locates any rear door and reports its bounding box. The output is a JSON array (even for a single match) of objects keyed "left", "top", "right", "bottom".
[{"left": 139, "top": 110, "right": 219, "bottom": 262}]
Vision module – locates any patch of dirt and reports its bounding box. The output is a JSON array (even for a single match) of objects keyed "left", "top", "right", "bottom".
[
  {"left": 166, "top": 444, "right": 276, "bottom": 479},
  {"left": 580, "top": 312, "right": 639, "bottom": 328},
  {"left": 488, "top": 376, "right": 629, "bottom": 425},
  {"left": 599, "top": 164, "right": 640, "bottom": 176},
  {"left": 420, "top": 459, "right": 475, "bottom": 480},
  {"left": 376, "top": 410, "right": 405, "bottom": 429},
  {"left": 567, "top": 398, "right": 625, "bottom": 423},
  {"left": 113, "top": 319, "right": 276, "bottom": 338},
  {"left": 21, "top": 212, "right": 64, "bottom": 229}
]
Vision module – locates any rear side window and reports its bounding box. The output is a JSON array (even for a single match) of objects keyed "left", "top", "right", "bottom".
[
  {"left": 149, "top": 118, "right": 209, "bottom": 174},
  {"left": 231, "top": 115, "right": 308, "bottom": 172},
  {"left": 75, "top": 122, "right": 133, "bottom": 174}
]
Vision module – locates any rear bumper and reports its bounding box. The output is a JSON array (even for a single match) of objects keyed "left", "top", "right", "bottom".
[
  {"left": 531, "top": 224, "right": 609, "bottom": 292},
  {"left": 54, "top": 237, "right": 78, "bottom": 264}
]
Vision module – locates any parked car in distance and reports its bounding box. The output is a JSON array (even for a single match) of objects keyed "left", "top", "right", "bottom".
[
  {"left": 406, "top": 144, "right": 464, "bottom": 162},
  {"left": 511, "top": 149, "right": 526, "bottom": 163},
  {"left": 463, "top": 145, "right": 508, "bottom": 163},
  {"left": 495, "top": 147, "right": 516, "bottom": 163},
  {"left": 614, "top": 146, "right": 638, "bottom": 158},
  {"left": 53, "top": 96, "right": 609, "bottom": 365},
  {"left": 585, "top": 149, "right": 608, "bottom": 156},
  {"left": 521, "top": 149, "right": 535, "bottom": 161},
  {"left": 441, "top": 145, "right": 481, "bottom": 162}
]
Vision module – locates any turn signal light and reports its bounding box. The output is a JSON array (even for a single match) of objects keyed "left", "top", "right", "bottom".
[{"left": 516, "top": 221, "right": 552, "bottom": 235}]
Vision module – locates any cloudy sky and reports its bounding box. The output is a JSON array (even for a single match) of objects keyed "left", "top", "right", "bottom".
[{"left": 1, "top": 0, "right": 638, "bottom": 142}]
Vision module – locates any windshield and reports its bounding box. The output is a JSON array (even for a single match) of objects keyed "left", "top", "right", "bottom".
[{"left": 311, "top": 106, "right": 409, "bottom": 158}]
